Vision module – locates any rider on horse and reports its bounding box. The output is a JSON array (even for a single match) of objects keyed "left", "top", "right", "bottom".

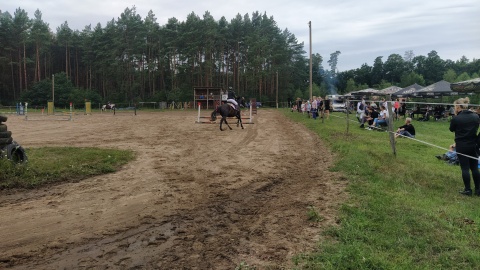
[{"left": 226, "top": 87, "right": 240, "bottom": 111}]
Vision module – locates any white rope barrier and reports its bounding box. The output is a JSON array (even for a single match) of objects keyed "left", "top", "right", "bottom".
[{"left": 326, "top": 110, "right": 480, "bottom": 162}]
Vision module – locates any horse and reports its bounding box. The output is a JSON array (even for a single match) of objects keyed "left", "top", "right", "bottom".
[
  {"left": 101, "top": 103, "right": 116, "bottom": 111},
  {"left": 210, "top": 98, "right": 246, "bottom": 131}
]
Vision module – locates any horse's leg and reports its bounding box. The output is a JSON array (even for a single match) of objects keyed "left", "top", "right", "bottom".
[
  {"left": 211, "top": 110, "right": 217, "bottom": 121},
  {"left": 223, "top": 117, "right": 233, "bottom": 130},
  {"left": 237, "top": 114, "right": 244, "bottom": 129},
  {"left": 219, "top": 118, "right": 224, "bottom": 131}
]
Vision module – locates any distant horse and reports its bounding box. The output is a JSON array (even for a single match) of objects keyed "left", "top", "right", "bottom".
[
  {"left": 210, "top": 98, "right": 246, "bottom": 131},
  {"left": 101, "top": 103, "right": 116, "bottom": 111}
]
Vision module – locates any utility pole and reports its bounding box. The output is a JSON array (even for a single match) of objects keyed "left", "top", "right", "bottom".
[
  {"left": 276, "top": 71, "right": 278, "bottom": 109},
  {"left": 237, "top": 41, "right": 242, "bottom": 94},
  {"left": 309, "top": 21, "right": 312, "bottom": 101},
  {"left": 52, "top": 74, "right": 55, "bottom": 106}
]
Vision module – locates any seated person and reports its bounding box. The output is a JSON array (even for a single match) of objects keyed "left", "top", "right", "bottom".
[
  {"left": 418, "top": 106, "right": 431, "bottom": 121},
  {"left": 410, "top": 105, "right": 421, "bottom": 118},
  {"left": 434, "top": 105, "right": 446, "bottom": 120},
  {"left": 436, "top": 143, "right": 459, "bottom": 165},
  {"left": 359, "top": 106, "right": 372, "bottom": 128},
  {"left": 448, "top": 105, "right": 455, "bottom": 116},
  {"left": 357, "top": 99, "right": 366, "bottom": 122},
  {"left": 371, "top": 105, "right": 389, "bottom": 128},
  {"left": 395, "top": 117, "right": 416, "bottom": 138},
  {"left": 365, "top": 107, "right": 379, "bottom": 130}
]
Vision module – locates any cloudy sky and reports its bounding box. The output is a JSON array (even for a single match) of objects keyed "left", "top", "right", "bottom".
[{"left": 3, "top": 0, "right": 479, "bottom": 71}]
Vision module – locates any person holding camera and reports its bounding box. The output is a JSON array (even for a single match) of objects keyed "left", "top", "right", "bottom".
[{"left": 449, "top": 97, "right": 480, "bottom": 196}]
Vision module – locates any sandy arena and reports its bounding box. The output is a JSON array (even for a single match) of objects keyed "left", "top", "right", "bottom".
[{"left": 0, "top": 109, "right": 347, "bottom": 269}]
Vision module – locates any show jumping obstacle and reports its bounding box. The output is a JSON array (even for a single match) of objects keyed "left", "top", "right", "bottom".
[
  {"left": 195, "top": 102, "right": 254, "bottom": 124},
  {"left": 24, "top": 102, "right": 73, "bottom": 121}
]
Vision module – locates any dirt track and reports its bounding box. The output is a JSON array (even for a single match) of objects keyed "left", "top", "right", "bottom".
[{"left": 0, "top": 109, "right": 346, "bottom": 269}]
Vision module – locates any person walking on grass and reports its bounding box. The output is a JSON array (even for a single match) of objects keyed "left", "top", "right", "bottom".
[
  {"left": 322, "top": 95, "right": 331, "bottom": 120},
  {"left": 449, "top": 97, "right": 480, "bottom": 196}
]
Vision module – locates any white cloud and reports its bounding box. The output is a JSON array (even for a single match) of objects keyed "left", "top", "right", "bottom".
[{"left": 2, "top": 0, "right": 479, "bottom": 71}]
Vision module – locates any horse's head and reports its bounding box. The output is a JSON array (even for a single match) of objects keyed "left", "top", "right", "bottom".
[
  {"left": 210, "top": 109, "right": 217, "bottom": 121},
  {"left": 237, "top": 97, "right": 246, "bottom": 108}
]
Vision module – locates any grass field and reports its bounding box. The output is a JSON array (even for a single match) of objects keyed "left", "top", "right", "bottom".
[
  {"left": 0, "top": 147, "right": 134, "bottom": 189},
  {"left": 285, "top": 110, "right": 480, "bottom": 269}
]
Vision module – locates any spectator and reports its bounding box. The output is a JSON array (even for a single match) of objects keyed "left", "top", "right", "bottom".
[
  {"left": 291, "top": 104, "right": 297, "bottom": 112},
  {"left": 322, "top": 96, "right": 331, "bottom": 120},
  {"left": 410, "top": 104, "right": 421, "bottom": 119},
  {"left": 393, "top": 99, "right": 400, "bottom": 120},
  {"left": 317, "top": 97, "right": 324, "bottom": 118},
  {"left": 434, "top": 105, "right": 446, "bottom": 121},
  {"left": 436, "top": 143, "right": 459, "bottom": 165},
  {"left": 449, "top": 97, "right": 480, "bottom": 196},
  {"left": 448, "top": 105, "right": 455, "bottom": 117},
  {"left": 399, "top": 99, "right": 407, "bottom": 119},
  {"left": 296, "top": 98, "right": 302, "bottom": 113},
  {"left": 395, "top": 117, "right": 415, "bottom": 138},
  {"left": 383, "top": 98, "right": 388, "bottom": 108},
  {"left": 306, "top": 100, "right": 311, "bottom": 118},
  {"left": 365, "top": 106, "right": 379, "bottom": 130},
  {"left": 356, "top": 98, "right": 366, "bottom": 122},
  {"left": 372, "top": 105, "right": 389, "bottom": 129},
  {"left": 418, "top": 105, "right": 433, "bottom": 121},
  {"left": 359, "top": 106, "right": 372, "bottom": 129}
]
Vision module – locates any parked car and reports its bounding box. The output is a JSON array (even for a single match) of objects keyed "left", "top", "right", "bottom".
[
  {"left": 246, "top": 102, "right": 262, "bottom": 108},
  {"left": 327, "top": 95, "right": 346, "bottom": 112}
]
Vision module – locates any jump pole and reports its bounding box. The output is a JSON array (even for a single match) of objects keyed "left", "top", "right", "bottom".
[
  {"left": 24, "top": 102, "right": 73, "bottom": 121},
  {"left": 195, "top": 102, "right": 254, "bottom": 124},
  {"left": 197, "top": 102, "right": 201, "bottom": 123},
  {"left": 195, "top": 102, "right": 216, "bottom": 124}
]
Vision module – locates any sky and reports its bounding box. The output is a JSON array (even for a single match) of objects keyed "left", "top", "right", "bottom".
[{"left": 3, "top": 0, "right": 480, "bottom": 71}]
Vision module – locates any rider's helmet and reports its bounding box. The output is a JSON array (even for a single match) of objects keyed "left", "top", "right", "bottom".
[{"left": 228, "top": 87, "right": 236, "bottom": 99}]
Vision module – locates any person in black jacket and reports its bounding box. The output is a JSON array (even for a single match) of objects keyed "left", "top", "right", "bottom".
[
  {"left": 449, "top": 97, "right": 480, "bottom": 196},
  {"left": 395, "top": 117, "right": 416, "bottom": 138},
  {"left": 226, "top": 87, "right": 239, "bottom": 110}
]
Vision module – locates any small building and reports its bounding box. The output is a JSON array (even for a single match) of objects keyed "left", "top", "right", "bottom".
[{"left": 193, "top": 87, "right": 226, "bottom": 110}]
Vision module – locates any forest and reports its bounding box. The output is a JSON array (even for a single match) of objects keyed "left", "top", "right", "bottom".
[{"left": 0, "top": 6, "right": 479, "bottom": 107}]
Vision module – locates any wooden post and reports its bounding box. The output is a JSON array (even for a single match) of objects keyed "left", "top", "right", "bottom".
[
  {"left": 321, "top": 99, "right": 325, "bottom": 124},
  {"left": 345, "top": 98, "right": 350, "bottom": 135},
  {"left": 387, "top": 101, "right": 397, "bottom": 157}
]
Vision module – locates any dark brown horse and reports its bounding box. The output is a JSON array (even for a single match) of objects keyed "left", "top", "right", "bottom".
[{"left": 210, "top": 98, "right": 246, "bottom": 131}]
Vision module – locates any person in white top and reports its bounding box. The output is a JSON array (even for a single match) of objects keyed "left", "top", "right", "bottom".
[
  {"left": 311, "top": 96, "right": 318, "bottom": 119},
  {"left": 356, "top": 98, "right": 366, "bottom": 122},
  {"left": 373, "top": 105, "right": 389, "bottom": 128}
]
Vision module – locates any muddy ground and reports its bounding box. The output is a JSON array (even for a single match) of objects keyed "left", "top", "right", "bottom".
[{"left": 0, "top": 109, "right": 347, "bottom": 269}]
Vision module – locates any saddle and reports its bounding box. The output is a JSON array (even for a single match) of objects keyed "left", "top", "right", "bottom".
[{"left": 227, "top": 102, "right": 239, "bottom": 111}]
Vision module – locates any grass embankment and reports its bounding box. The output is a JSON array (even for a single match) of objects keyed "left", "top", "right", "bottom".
[
  {"left": 285, "top": 110, "right": 480, "bottom": 269},
  {"left": 0, "top": 147, "right": 134, "bottom": 189}
]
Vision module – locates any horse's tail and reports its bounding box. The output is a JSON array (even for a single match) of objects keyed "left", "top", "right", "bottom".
[{"left": 211, "top": 109, "right": 217, "bottom": 121}]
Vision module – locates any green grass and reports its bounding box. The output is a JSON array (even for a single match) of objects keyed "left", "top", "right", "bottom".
[
  {"left": 284, "top": 110, "right": 480, "bottom": 269},
  {"left": 0, "top": 147, "right": 134, "bottom": 189}
]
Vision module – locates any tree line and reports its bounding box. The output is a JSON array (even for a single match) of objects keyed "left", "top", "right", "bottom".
[{"left": 0, "top": 6, "right": 479, "bottom": 107}]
